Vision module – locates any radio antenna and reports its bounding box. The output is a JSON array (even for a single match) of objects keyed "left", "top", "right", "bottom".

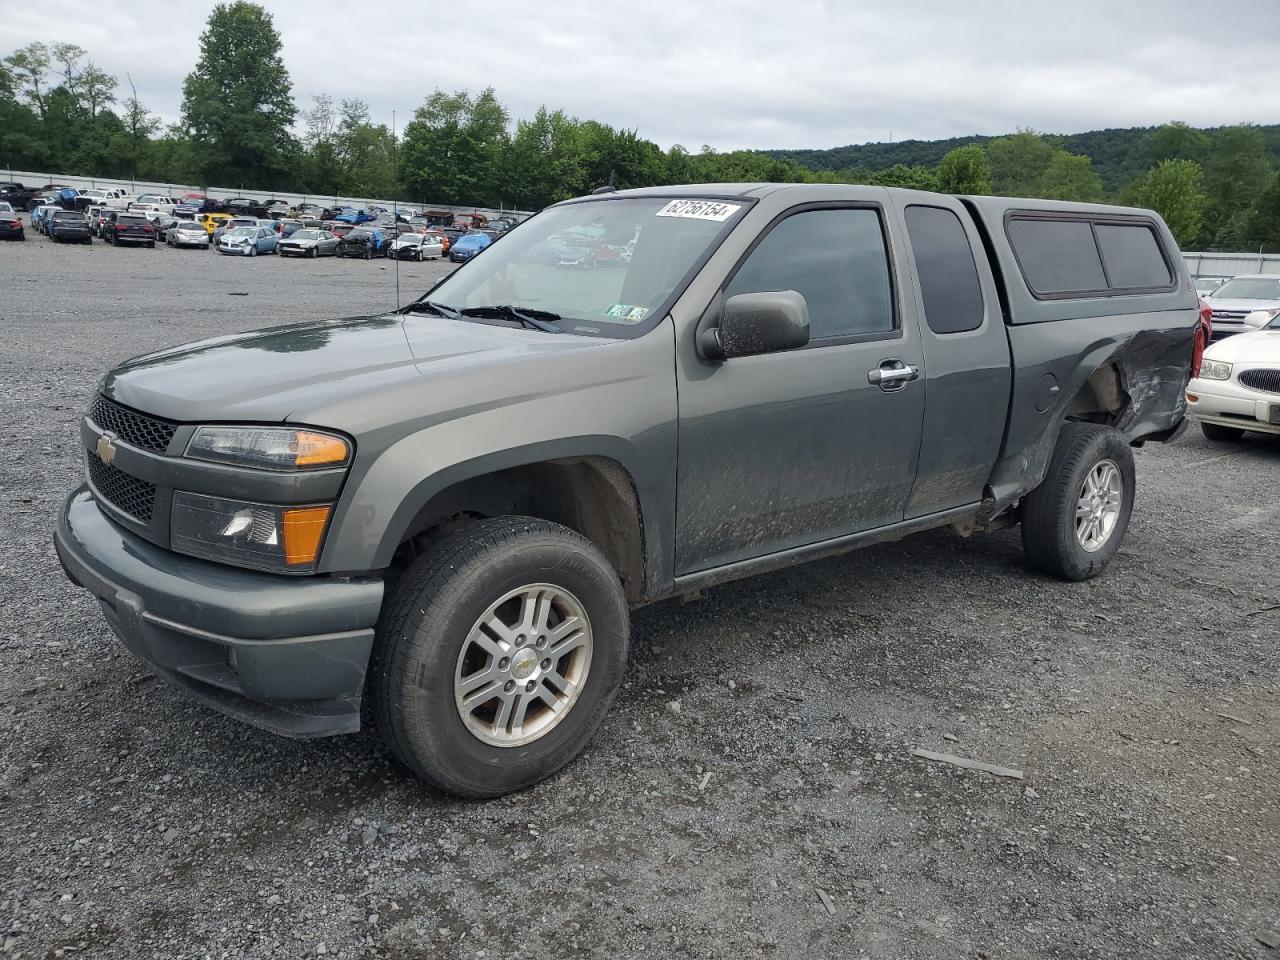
[{"left": 392, "top": 108, "right": 401, "bottom": 312}]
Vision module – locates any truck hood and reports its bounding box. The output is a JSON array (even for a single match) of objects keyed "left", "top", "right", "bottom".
[
  {"left": 1203, "top": 298, "right": 1280, "bottom": 314},
  {"left": 1203, "top": 329, "right": 1280, "bottom": 363},
  {"left": 102, "top": 312, "right": 615, "bottom": 423}
]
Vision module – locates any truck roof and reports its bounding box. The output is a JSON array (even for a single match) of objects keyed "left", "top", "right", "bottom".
[{"left": 562, "top": 183, "right": 1163, "bottom": 221}]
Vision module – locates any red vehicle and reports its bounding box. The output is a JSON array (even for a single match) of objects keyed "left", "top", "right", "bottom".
[{"left": 1191, "top": 297, "right": 1213, "bottom": 379}]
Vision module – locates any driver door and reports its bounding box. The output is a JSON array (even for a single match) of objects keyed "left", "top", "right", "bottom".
[{"left": 674, "top": 203, "right": 926, "bottom": 574}]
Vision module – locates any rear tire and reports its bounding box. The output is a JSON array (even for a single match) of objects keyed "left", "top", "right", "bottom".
[
  {"left": 1200, "top": 422, "right": 1245, "bottom": 443},
  {"left": 369, "top": 516, "right": 629, "bottom": 798},
  {"left": 1020, "top": 422, "right": 1135, "bottom": 582}
]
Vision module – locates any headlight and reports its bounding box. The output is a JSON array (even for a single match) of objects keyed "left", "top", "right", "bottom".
[
  {"left": 187, "top": 426, "right": 350, "bottom": 470},
  {"left": 1199, "top": 359, "right": 1233, "bottom": 381},
  {"left": 171, "top": 492, "right": 332, "bottom": 572}
]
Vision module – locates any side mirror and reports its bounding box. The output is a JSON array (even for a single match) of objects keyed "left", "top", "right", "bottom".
[
  {"left": 699, "top": 291, "right": 810, "bottom": 361},
  {"left": 1243, "top": 310, "right": 1272, "bottom": 330}
]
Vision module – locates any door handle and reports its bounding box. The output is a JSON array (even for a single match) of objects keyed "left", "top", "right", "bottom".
[{"left": 867, "top": 359, "right": 919, "bottom": 391}]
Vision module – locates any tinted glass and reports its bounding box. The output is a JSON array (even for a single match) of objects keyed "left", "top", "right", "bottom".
[
  {"left": 905, "top": 205, "right": 985, "bottom": 334},
  {"left": 725, "top": 208, "right": 893, "bottom": 339},
  {"left": 1007, "top": 218, "right": 1106, "bottom": 295},
  {"left": 1095, "top": 224, "right": 1170, "bottom": 289},
  {"left": 1205, "top": 277, "right": 1280, "bottom": 301}
]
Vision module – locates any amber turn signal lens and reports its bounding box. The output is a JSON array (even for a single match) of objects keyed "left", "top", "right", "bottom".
[
  {"left": 281, "top": 506, "right": 332, "bottom": 565},
  {"left": 1185, "top": 393, "right": 1198, "bottom": 402},
  {"left": 295, "top": 432, "right": 349, "bottom": 467}
]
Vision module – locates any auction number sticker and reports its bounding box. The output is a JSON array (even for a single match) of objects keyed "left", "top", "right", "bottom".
[{"left": 655, "top": 199, "right": 741, "bottom": 222}]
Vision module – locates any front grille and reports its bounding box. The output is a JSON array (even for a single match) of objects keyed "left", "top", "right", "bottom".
[
  {"left": 89, "top": 395, "right": 177, "bottom": 453},
  {"left": 1211, "top": 311, "right": 1248, "bottom": 320},
  {"left": 87, "top": 456, "right": 156, "bottom": 522},
  {"left": 1239, "top": 368, "right": 1280, "bottom": 395}
]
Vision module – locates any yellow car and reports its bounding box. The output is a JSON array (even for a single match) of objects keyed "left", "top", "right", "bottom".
[{"left": 196, "top": 212, "right": 232, "bottom": 236}]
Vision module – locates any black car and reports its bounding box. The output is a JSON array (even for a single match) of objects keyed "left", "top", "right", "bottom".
[
  {"left": 222, "top": 197, "right": 268, "bottom": 219},
  {"left": 0, "top": 209, "right": 23, "bottom": 240},
  {"left": 48, "top": 209, "right": 92, "bottom": 243},
  {"left": 335, "top": 227, "right": 389, "bottom": 259},
  {"left": 0, "top": 182, "right": 38, "bottom": 211},
  {"left": 101, "top": 212, "right": 156, "bottom": 247}
]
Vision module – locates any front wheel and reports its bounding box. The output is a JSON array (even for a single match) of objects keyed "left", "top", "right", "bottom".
[
  {"left": 1020, "top": 422, "right": 1135, "bottom": 581},
  {"left": 369, "top": 517, "right": 629, "bottom": 798},
  {"left": 1200, "top": 422, "right": 1245, "bottom": 443},
  {"left": 249, "top": 245, "right": 257, "bottom": 257}
]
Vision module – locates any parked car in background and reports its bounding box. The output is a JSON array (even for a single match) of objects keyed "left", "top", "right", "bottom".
[
  {"left": 218, "top": 224, "right": 278, "bottom": 256},
  {"left": 167, "top": 219, "right": 211, "bottom": 249},
  {"left": 0, "top": 207, "right": 23, "bottom": 239},
  {"left": 1187, "top": 309, "right": 1280, "bottom": 440},
  {"left": 1193, "top": 277, "right": 1228, "bottom": 296},
  {"left": 1203, "top": 275, "right": 1280, "bottom": 339},
  {"left": 30, "top": 204, "right": 57, "bottom": 234},
  {"left": 278, "top": 228, "right": 338, "bottom": 258},
  {"left": 322, "top": 221, "right": 357, "bottom": 241},
  {"left": 223, "top": 197, "right": 268, "bottom": 219},
  {"left": 424, "top": 229, "right": 451, "bottom": 254},
  {"left": 334, "top": 207, "right": 376, "bottom": 225},
  {"left": 389, "top": 232, "right": 444, "bottom": 261},
  {"left": 197, "top": 212, "right": 232, "bottom": 236},
  {"left": 0, "top": 181, "right": 38, "bottom": 210},
  {"left": 48, "top": 208, "right": 93, "bottom": 243},
  {"left": 211, "top": 216, "right": 259, "bottom": 247},
  {"left": 102, "top": 212, "right": 155, "bottom": 247},
  {"left": 336, "top": 226, "right": 390, "bottom": 259},
  {"left": 448, "top": 231, "right": 492, "bottom": 262},
  {"left": 278, "top": 218, "right": 304, "bottom": 237}
]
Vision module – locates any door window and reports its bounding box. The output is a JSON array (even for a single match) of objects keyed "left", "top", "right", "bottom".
[
  {"left": 724, "top": 208, "right": 894, "bottom": 341},
  {"left": 905, "top": 205, "right": 985, "bottom": 334}
]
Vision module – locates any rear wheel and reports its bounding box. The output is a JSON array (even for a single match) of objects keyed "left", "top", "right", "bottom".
[
  {"left": 369, "top": 517, "right": 629, "bottom": 798},
  {"left": 1020, "top": 422, "right": 1135, "bottom": 582},
  {"left": 1200, "top": 422, "right": 1245, "bottom": 443}
]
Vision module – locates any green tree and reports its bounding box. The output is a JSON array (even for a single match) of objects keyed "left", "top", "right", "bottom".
[
  {"left": 1203, "top": 124, "right": 1274, "bottom": 244},
  {"left": 937, "top": 145, "right": 992, "bottom": 194},
  {"left": 180, "top": 1, "right": 297, "bottom": 188},
  {"left": 4, "top": 42, "right": 50, "bottom": 118},
  {"left": 79, "top": 64, "right": 116, "bottom": 119},
  {"left": 987, "top": 129, "right": 1056, "bottom": 196},
  {"left": 1246, "top": 172, "right": 1280, "bottom": 252},
  {"left": 400, "top": 88, "right": 509, "bottom": 206},
  {"left": 1039, "top": 151, "right": 1103, "bottom": 202},
  {"left": 1127, "top": 159, "right": 1208, "bottom": 247},
  {"left": 500, "top": 106, "right": 585, "bottom": 208},
  {"left": 1143, "top": 121, "right": 1210, "bottom": 167}
]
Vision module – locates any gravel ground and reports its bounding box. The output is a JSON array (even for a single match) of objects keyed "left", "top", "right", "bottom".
[{"left": 1, "top": 228, "right": 1278, "bottom": 960}]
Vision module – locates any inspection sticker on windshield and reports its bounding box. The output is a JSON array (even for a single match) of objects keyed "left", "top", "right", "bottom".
[
  {"left": 603, "top": 304, "right": 651, "bottom": 322},
  {"left": 655, "top": 199, "right": 741, "bottom": 222}
]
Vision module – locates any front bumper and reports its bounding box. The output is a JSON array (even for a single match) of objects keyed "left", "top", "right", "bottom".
[
  {"left": 54, "top": 486, "right": 384, "bottom": 737},
  {"left": 1187, "top": 379, "right": 1280, "bottom": 436}
]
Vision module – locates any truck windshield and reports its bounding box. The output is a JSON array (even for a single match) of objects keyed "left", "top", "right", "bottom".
[{"left": 422, "top": 197, "right": 748, "bottom": 338}]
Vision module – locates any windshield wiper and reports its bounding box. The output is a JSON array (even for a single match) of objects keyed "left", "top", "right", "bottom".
[
  {"left": 401, "top": 299, "right": 463, "bottom": 319},
  {"left": 460, "top": 305, "right": 562, "bottom": 333}
]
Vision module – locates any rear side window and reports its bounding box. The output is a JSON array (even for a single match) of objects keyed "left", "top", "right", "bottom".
[
  {"left": 1007, "top": 215, "right": 1174, "bottom": 299},
  {"left": 1094, "top": 224, "right": 1171, "bottom": 289},
  {"left": 1007, "top": 219, "right": 1106, "bottom": 296},
  {"left": 725, "top": 207, "right": 894, "bottom": 340},
  {"left": 905, "top": 205, "right": 985, "bottom": 334}
]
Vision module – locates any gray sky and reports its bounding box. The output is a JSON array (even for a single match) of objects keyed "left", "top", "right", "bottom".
[{"left": 3, "top": 0, "right": 1278, "bottom": 151}]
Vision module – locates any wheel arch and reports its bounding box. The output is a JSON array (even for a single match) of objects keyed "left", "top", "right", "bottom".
[{"left": 353, "top": 440, "right": 654, "bottom": 604}]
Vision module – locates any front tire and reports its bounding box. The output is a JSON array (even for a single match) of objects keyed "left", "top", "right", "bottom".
[
  {"left": 369, "top": 517, "right": 629, "bottom": 798},
  {"left": 1020, "top": 422, "right": 1135, "bottom": 582},
  {"left": 1200, "top": 422, "right": 1245, "bottom": 443}
]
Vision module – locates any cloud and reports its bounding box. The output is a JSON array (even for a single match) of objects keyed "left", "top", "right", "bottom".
[{"left": 1, "top": 0, "right": 1277, "bottom": 150}]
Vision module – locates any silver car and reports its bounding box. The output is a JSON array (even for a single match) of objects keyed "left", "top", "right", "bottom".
[
  {"left": 278, "top": 228, "right": 338, "bottom": 258},
  {"left": 218, "top": 225, "right": 278, "bottom": 257},
  {"left": 167, "top": 220, "right": 211, "bottom": 249},
  {"left": 1203, "top": 274, "right": 1280, "bottom": 339}
]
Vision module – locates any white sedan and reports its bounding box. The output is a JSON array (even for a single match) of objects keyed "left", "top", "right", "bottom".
[
  {"left": 389, "top": 233, "right": 444, "bottom": 261},
  {"left": 1187, "top": 311, "right": 1280, "bottom": 441}
]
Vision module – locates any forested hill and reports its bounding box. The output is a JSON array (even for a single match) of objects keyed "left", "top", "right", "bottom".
[{"left": 764, "top": 124, "right": 1280, "bottom": 192}]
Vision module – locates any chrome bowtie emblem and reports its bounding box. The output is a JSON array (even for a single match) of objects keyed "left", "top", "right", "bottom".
[{"left": 95, "top": 433, "right": 118, "bottom": 465}]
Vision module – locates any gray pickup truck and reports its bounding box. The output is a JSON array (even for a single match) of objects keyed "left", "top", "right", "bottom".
[{"left": 55, "top": 184, "right": 1197, "bottom": 797}]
